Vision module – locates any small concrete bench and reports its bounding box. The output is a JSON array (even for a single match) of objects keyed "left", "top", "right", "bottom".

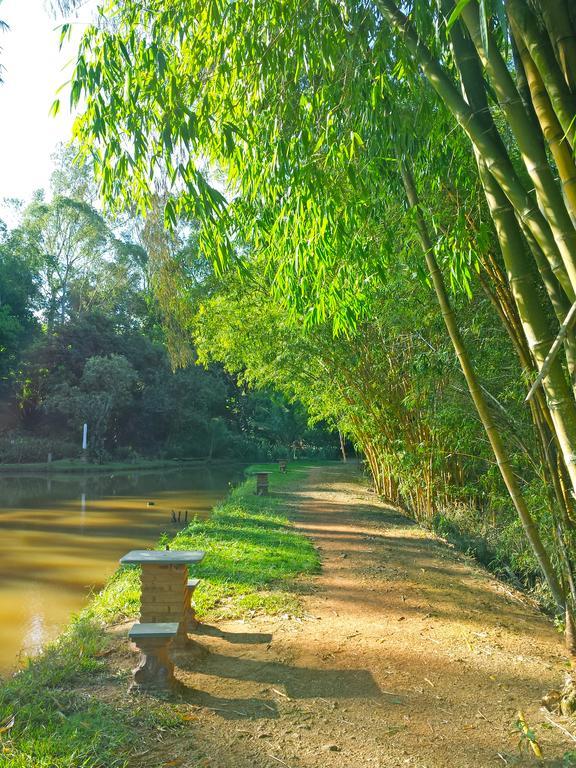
[
  {"left": 255, "top": 471, "right": 270, "bottom": 495},
  {"left": 186, "top": 578, "right": 201, "bottom": 628},
  {"left": 129, "top": 622, "right": 179, "bottom": 693}
]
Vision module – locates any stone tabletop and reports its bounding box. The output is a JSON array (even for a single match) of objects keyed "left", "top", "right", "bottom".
[{"left": 120, "top": 550, "right": 205, "bottom": 565}]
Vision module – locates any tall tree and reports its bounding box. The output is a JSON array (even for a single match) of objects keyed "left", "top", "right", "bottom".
[{"left": 15, "top": 194, "right": 110, "bottom": 329}]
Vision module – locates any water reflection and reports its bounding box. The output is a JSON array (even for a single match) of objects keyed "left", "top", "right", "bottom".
[
  {"left": 24, "top": 592, "right": 46, "bottom": 659},
  {"left": 0, "top": 465, "right": 243, "bottom": 672}
]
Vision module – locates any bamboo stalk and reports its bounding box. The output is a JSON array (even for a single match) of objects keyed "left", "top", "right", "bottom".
[
  {"left": 400, "top": 158, "right": 565, "bottom": 609},
  {"left": 526, "top": 301, "right": 576, "bottom": 403},
  {"left": 376, "top": 0, "right": 575, "bottom": 301},
  {"left": 383, "top": 0, "right": 576, "bottom": 497},
  {"left": 512, "top": 23, "right": 576, "bottom": 223},
  {"left": 446, "top": 0, "right": 576, "bottom": 543},
  {"left": 510, "top": 33, "right": 546, "bottom": 151},
  {"left": 447, "top": 7, "right": 576, "bottom": 482},
  {"left": 461, "top": 2, "right": 576, "bottom": 294},
  {"left": 534, "top": 0, "right": 576, "bottom": 96},
  {"left": 518, "top": 222, "right": 574, "bottom": 327},
  {"left": 480, "top": 263, "right": 576, "bottom": 526},
  {"left": 507, "top": 0, "right": 576, "bottom": 150},
  {"left": 480, "top": 181, "right": 576, "bottom": 486}
]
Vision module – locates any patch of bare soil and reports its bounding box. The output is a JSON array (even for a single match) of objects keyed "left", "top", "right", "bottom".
[{"left": 125, "top": 465, "right": 576, "bottom": 767}]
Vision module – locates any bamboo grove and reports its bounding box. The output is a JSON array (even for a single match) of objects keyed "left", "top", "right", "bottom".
[{"left": 64, "top": 1, "right": 576, "bottom": 645}]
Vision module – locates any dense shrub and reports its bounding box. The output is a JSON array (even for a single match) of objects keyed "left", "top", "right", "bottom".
[{"left": 0, "top": 433, "right": 78, "bottom": 463}]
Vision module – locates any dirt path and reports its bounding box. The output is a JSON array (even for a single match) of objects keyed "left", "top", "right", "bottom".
[{"left": 143, "top": 465, "right": 575, "bottom": 767}]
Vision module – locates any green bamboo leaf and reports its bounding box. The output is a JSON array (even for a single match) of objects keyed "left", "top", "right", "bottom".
[
  {"left": 446, "top": 0, "right": 473, "bottom": 31},
  {"left": 58, "top": 22, "right": 71, "bottom": 49},
  {"left": 70, "top": 79, "right": 82, "bottom": 107},
  {"left": 49, "top": 98, "right": 61, "bottom": 117},
  {"left": 164, "top": 199, "right": 177, "bottom": 228},
  {"left": 118, "top": 39, "right": 131, "bottom": 65}
]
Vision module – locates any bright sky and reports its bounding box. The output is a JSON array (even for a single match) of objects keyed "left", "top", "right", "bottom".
[{"left": 0, "top": 0, "right": 97, "bottom": 210}]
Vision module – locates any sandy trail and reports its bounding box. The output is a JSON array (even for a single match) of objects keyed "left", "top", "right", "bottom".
[{"left": 139, "top": 464, "right": 575, "bottom": 767}]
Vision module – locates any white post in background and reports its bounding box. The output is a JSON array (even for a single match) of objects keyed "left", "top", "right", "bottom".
[{"left": 82, "top": 423, "right": 88, "bottom": 461}]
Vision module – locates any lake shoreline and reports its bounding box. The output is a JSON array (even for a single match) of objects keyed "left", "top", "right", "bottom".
[
  {"left": 0, "top": 462, "right": 245, "bottom": 674},
  {"left": 0, "top": 462, "right": 321, "bottom": 767},
  {"left": 0, "top": 457, "right": 245, "bottom": 475}
]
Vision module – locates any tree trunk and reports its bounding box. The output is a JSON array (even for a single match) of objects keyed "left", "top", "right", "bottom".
[
  {"left": 512, "top": 22, "right": 576, "bottom": 223},
  {"left": 445, "top": 12, "right": 576, "bottom": 497},
  {"left": 377, "top": 0, "right": 575, "bottom": 301},
  {"left": 508, "top": 0, "right": 576, "bottom": 149},
  {"left": 338, "top": 429, "right": 347, "bottom": 462},
  {"left": 400, "top": 159, "right": 565, "bottom": 610},
  {"left": 461, "top": 2, "right": 576, "bottom": 296},
  {"left": 535, "top": 0, "right": 576, "bottom": 93}
]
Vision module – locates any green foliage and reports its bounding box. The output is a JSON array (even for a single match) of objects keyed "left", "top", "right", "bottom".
[
  {"left": 64, "top": 0, "right": 576, "bottom": 611},
  {"left": 15, "top": 194, "right": 111, "bottom": 330},
  {"left": 7, "top": 302, "right": 334, "bottom": 462},
  {"left": 188, "top": 243, "right": 563, "bottom": 602},
  {"left": 0, "top": 433, "right": 77, "bottom": 464},
  {"left": 45, "top": 353, "right": 139, "bottom": 460},
  {"left": 64, "top": 0, "right": 494, "bottom": 335},
  {"left": 0, "top": 231, "right": 39, "bottom": 386},
  {"left": 0, "top": 149, "right": 334, "bottom": 464}
]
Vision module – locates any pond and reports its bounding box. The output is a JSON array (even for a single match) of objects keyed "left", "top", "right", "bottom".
[{"left": 0, "top": 464, "right": 243, "bottom": 673}]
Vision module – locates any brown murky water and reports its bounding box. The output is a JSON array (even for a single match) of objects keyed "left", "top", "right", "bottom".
[{"left": 0, "top": 465, "right": 243, "bottom": 672}]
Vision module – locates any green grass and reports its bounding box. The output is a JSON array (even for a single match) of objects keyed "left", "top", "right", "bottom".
[
  {"left": 0, "top": 618, "right": 157, "bottom": 768},
  {"left": 0, "top": 457, "right": 214, "bottom": 474},
  {"left": 87, "top": 462, "right": 320, "bottom": 624},
  {"left": 0, "top": 463, "right": 321, "bottom": 767}
]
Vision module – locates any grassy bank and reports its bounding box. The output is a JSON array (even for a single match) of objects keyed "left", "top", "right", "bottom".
[
  {"left": 0, "top": 457, "right": 229, "bottom": 474},
  {"left": 0, "top": 463, "right": 321, "bottom": 768}
]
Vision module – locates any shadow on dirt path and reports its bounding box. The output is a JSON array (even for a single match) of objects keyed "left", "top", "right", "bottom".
[{"left": 136, "top": 464, "right": 575, "bottom": 768}]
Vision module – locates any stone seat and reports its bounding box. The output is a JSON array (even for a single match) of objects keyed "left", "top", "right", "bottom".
[
  {"left": 129, "top": 622, "right": 179, "bottom": 640},
  {"left": 186, "top": 578, "right": 201, "bottom": 628},
  {"left": 129, "top": 622, "right": 179, "bottom": 693}
]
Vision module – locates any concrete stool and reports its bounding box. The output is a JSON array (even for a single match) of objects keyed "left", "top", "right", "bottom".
[
  {"left": 186, "top": 578, "right": 201, "bottom": 629},
  {"left": 256, "top": 472, "right": 270, "bottom": 495},
  {"left": 129, "top": 622, "right": 179, "bottom": 693}
]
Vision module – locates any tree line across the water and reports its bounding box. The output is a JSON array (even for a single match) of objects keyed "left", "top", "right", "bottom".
[{"left": 0, "top": 147, "right": 338, "bottom": 465}]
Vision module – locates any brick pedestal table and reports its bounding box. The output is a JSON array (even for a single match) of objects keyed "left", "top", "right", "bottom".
[{"left": 120, "top": 549, "right": 205, "bottom": 650}]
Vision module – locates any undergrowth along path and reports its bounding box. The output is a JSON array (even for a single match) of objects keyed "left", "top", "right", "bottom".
[{"left": 160, "top": 464, "right": 575, "bottom": 767}]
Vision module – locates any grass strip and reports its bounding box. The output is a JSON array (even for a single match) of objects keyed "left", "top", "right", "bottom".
[{"left": 0, "top": 463, "right": 320, "bottom": 768}]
